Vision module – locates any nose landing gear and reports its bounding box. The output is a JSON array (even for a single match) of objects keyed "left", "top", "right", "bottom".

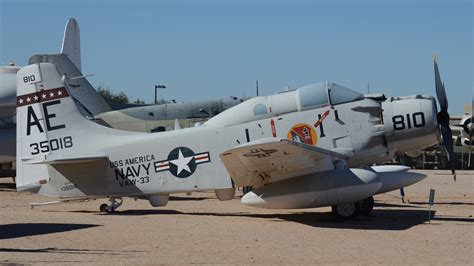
[{"left": 99, "top": 197, "right": 123, "bottom": 213}]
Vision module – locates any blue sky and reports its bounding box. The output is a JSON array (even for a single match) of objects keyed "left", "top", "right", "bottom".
[{"left": 1, "top": 0, "right": 472, "bottom": 114}]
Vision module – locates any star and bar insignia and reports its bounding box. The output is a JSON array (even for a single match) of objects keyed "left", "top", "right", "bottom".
[{"left": 155, "top": 146, "right": 211, "bottom": 178}]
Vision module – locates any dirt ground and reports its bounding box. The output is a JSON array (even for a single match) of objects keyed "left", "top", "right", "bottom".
[{"left": 0, "top": 170, "right": 472, "bottom": 265}]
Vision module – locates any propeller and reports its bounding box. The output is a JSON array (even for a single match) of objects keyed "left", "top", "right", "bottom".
[{"left": 434, "top": 53, "right": 456, "bottom": 181}]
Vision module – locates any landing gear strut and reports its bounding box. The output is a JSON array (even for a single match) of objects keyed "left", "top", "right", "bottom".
[{"left": 99, "top": 197, "right": 123, "bottom": 213}]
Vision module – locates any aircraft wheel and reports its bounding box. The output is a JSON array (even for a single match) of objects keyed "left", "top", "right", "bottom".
[
  {"left": 355, "top": 196, "right": 374, "bottom": 216},
  {"left": 99, "top": 204, "right": 108, "bottom": 213},
  {"left": 332, "top": 203, "right": 356, "bottom": 219}
]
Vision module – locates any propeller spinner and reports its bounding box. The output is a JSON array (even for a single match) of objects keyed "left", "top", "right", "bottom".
[{"left": 434, "top": 53, "right": 456, "bottom": 181}]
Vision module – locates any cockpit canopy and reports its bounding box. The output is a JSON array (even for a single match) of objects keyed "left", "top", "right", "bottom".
[
  {"left": 298, "top": 82, "right": 364, "bottom": 110},
  {"left": 206, "top": 82, "right": 364, "bottom": 127}
]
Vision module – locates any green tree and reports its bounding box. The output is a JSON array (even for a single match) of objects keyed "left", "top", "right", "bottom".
[
  {"left": 96, "top": 85, "right": 129, "bottom": 104},
  {"left": 133, "top": 98, "right": 145, "bottom": 104}
]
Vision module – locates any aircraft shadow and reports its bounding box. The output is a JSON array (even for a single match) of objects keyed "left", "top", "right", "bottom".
[
  {"left": 374, "top": 202, "right": 422, "bottom": 208},
  {"left": 170, "top": 196, "right": 209, "bottom": 201},
  {"left": 107, "top": 208, "right": 437, "bottom": 230},
  {"left": 105, "top": 209, "right": 184, "bottom": 216},
  {"left": 409, "top": 201, "right": 474, "bottom": 206},
  {"left": 431, "top": 215, "right": 474, "bottom": 223},
  {"left": 0, "top": 223, "right": 101, "bottom": 240},
  {"left": 0, "top": 181, "right": 16, "bottom": 191},
  {"left": 0, "top": 247, "right": 145, "bottom": 255}
]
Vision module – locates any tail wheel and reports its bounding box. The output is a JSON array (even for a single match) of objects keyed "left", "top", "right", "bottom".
[
  {"left": 332, "top": 203, "right": 356, "bottom": 219},
  {"left": 355, "top": 196, "right": 374, "bottom": 216},
  {"left": 99, "top": 204, "right": 108, "bottom": 213}
]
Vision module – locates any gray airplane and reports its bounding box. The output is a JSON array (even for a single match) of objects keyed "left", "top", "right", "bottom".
[
  {"left": 96, "top": 97, "right": 246, "bottom": 132},
  {"left": 14, "top": 53, "right": 454, "bottom": 219}
]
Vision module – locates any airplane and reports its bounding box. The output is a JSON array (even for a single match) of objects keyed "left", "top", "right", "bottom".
[{"left": 14, "top": 53, "right": 455, "bottom": 219}]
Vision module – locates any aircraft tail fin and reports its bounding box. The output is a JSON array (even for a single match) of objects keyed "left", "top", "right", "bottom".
[
  {"left": 28, "top": 54, "right": 112, "bottom": 115},
  {"left": 15, "top": 63, "right": 136, "bottom": 193},
  {"left": 61, "top": 18, "right": 81, "bottom": 71}
]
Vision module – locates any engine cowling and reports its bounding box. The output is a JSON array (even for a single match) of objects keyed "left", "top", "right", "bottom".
[
  {"left": 148, "top": 194, "right": 169, "bottom": 207},
  {"left": 382, "top": 96, "right": 440, "bottom": 156},
  {"left": 241, "top": 168, "right": 382, "bottom": 209}
]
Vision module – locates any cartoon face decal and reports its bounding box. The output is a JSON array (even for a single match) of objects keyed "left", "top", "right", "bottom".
[
  {"left": 154, "top": 147, "right": 210, "bottom": 178},
  {"left": 287, "top": 123, "right": 317, "bottom": 145}
]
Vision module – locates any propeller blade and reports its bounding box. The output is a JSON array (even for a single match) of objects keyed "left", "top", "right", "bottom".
[
  {"left": 434, "top": 53, "right": 448, "bottom": 111},
  {"left": 434, "top": 53, "right": 456, "bottom": 181},
  {"left": 440, "top": 124, "right": 456, "bottom": 181}
]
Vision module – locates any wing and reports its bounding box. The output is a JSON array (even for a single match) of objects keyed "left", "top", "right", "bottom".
[{"left": 219, "top": 138, "right": 348, "bottom": 187}]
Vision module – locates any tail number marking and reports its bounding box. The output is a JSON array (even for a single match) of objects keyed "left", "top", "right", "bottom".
[
  {"left": 22, "top": 75, "right": 36, "bottom": 83},
  {"left": 392, "top": 112, "right": 425, "bottom": 131},
  {"left": 30, "top": 136, "right": 73, "bottom": 155}
]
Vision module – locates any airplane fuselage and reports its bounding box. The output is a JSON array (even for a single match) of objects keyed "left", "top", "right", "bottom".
[{"left": 30, "top": 84, "right": 439, "bottom": 198}]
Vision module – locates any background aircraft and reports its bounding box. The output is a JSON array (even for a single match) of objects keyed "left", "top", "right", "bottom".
[
  {"left": 14, "top": 54, "right": 453, "bottom": 219},
  {"left": 0, "top": 64, "right": 19, "bottom": 177},
  {"left": 453, "top": 113, "right": 473, "bottom": 149},
  {"left": 96, "top": 96, "right": 247, "bottom": 132}
]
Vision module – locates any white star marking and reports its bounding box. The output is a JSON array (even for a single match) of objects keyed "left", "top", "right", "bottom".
[
  {"left": 57, "top": 90, "right": 63, "bottom": 96},
  {"left": 18, "top": 98, "right": 24, "bottom": 104},
  {"left": 33, "top": 95, "right": 39, "bottom": 101},
  {"left": 49, "top": 92, "right": 55, "bottom": 98},
  {"left": 42, "top": 94, "right": 47, "bottom": 99},
  {"left": 170, "top": 149, "right": 193, "bottom": 175},
  {"left": 26, "top": 97, "right": 31, "bottom": 102}
]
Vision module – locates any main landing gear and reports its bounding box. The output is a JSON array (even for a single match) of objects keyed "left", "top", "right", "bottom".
[
  {"left": 99, "top": 197, "right": 123, "bottom": 213},
  {"left": 332, "top": 196, "right": 374, "bottom": 219}
]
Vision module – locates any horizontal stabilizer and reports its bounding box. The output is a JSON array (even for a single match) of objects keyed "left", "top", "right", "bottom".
[
  {"left": 27, "top": 155, "right": 108, "bottom": 165},
  {"left": 220, "top": 138, "right": 347, "bottom": 187}
]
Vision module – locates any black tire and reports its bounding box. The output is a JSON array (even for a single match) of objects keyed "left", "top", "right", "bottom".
[
  {"left": 355, "top": 196, "right": 374, "bottom": 216},
  {"left": 332, "top": 203, "right": 356, "bottom": 219},
  {"left": 99, "top": 204, "right": 108, "bottom": 213}
]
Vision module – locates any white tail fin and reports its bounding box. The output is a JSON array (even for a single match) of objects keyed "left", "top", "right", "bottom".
[
  {"left": 61, "top": 18, "right": 81, "bottom": 71},
  {"left": 15, "top": 63, "right": 135, "bottom": 192}
]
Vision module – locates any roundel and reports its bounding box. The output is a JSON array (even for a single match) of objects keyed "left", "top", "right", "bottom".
[
  {"left": 167, "top": 147, "right": 197, "bottom": 178},
  {"left": 287, "top": 123, "right": 318, "bottom": 145},
  {"left": 154, "top": 146, "right": 211, "bottom": 179}
]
